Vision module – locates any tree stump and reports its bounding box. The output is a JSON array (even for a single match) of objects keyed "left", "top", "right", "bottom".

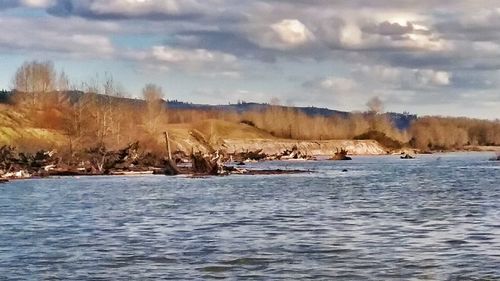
[{"left": 163, "top": 159, "right": 180, "bottom": 175}]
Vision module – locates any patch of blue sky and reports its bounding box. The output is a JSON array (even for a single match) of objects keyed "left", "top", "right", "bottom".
[
  {"left": 0, "top": 54, "right": 29, "bottom": 89},
  {"left": 111, "top": 34, "right": 165, "bottom": 49},
  {"left": 2, "top": 7, "right": 47, "bottom": 18}
]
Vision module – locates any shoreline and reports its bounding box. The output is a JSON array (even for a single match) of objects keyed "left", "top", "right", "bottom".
[
  {"left": 0, "top": 168, "right": 312, "bottom": 182},
  {"left": 2, "top": 151, "right": 497, "bottom": 182}
]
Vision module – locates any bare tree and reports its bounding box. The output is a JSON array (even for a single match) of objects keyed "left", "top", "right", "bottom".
[
  {"left": 141, "top": 84, "right": 166, "bottom": 137},
  {"left": 12, "top": 60, "right": 56, "bottom": 108},
  {"left": 366, "top": 96, "right": 384, "bottom": 114},
  {"left": 57, "top": 70, "right": 70, "bottom": 92}
]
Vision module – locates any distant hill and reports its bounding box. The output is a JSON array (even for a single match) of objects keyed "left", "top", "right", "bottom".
[
  {"left": 0, "top": 91, "right": 417, "bottom": 130},
  {"left": 167, "top": 100, "right": 417, "bottom": 130}
]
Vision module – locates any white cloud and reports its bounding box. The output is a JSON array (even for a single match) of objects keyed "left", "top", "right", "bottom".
[
  {"left": 403, "top": 33, "right": 449, "bottom": 52},
  {"left": 340, "top": 24, "right": 363, "bottom": 47},
  {"left": 356, "top": 65, "right": 452, "bottom": 88},
  {"left": 152, "top": 46, "right": 236, "bottom": 66},
  {"left": 247, "top": 19, "right": 314, "bottom": 50},
  {"left": 127, "top": 46, "right": 240, "bottom": 75},
  {"left": 21, "top": 0, "right": 54, "bottom": 8},
  {"left": 271, "top": 19, "right": 314, "bottom": 46},
  {"left": 415, "top": 69, "right": 451, "bottom": 86},
  {"left": 315, "top": 15, "right": 451, "bottom": 55},
  {"left": 320, "top": 76, "right": 357, "bottom": 93}
]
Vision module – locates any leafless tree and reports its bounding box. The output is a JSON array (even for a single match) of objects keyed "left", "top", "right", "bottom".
[
  {"left": 366, "top": 96, "right": 384, "bottom": 114},
  {"left": 142, "top": 83, "right": 166, "bottom": 137},
  {"left": 12, "top": 60, "right": 56, "bottom": 108}
]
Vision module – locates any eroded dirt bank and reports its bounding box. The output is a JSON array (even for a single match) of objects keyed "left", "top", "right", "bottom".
[{"left": 216, "top": 139, "right": 387, "bottom": 156}]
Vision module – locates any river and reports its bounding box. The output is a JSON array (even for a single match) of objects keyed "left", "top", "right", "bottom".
[{"left": 1, "top": 153, "right": 499, "bottom": 280}]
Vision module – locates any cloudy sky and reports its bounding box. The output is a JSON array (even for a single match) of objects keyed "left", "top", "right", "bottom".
[{"left": 0, "top": 0, "right": 499, "bottom": 118}]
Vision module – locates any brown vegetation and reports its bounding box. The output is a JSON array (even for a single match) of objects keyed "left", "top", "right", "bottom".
[
  {"left": 409, "top": 117, "right": 500, "bottom": 151},
  {"left": 354, "top": 131, "right": 403, "bottom": 150},
  {"left": 2, "top": 59, "right": 500, "bottom": 157}
]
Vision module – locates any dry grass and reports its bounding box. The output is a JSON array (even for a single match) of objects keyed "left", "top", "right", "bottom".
[
  {"left": 0, "top": 105, "right": 66, "bottom": 150},
  {"left": 191, "top": 119, "right": 275, "bottom": 140}
]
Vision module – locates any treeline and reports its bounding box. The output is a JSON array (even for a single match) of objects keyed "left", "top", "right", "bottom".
[
  {"left": 409, "top": 117, "right": 500, "bottom": 150},
  {"left": 3, "top": 60, "right": 500, "bottom": 152}
]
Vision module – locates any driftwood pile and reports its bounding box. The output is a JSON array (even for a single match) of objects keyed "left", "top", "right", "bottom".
[
  {"left": 0, "top": 142, "right": 311, "bottom": 179},
  {"left": 233, "top": 146, "right": 314, "bottom": 162},
  {"left": 277, "top": 145, "right": 314, "bottom": 160},
  {"left": 0, "top": 142, "right": 185, "bottom": 179},
  {"left": 0, "top": 145, "right": 59, "bottom": 178},
  {"left": 75, "top": 142, "right": 150, "bottom": 174},
  {"left": 233, "top": 149, "right": 267, "bottom": 162},
  {"left": 191, "top": 150, "right": 228, "bottom": 175}
]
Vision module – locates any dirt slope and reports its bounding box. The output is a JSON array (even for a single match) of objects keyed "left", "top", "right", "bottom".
[
  {"left": 0, "top": 109, "right": 387, "bottom": 155},
  {"left": 0, "top": 107, "right": 66, "bottom": 149},
  {"left": 219, "top": 139, "right": 387, "bottom": 155}
]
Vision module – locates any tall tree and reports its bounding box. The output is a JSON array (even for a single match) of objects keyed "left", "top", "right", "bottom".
[
  {"left": 142, "top": 83, "right": 166, "bottom": 137},
  {"left": 366, "top": 96, "right": 384, "bottom": 114},
  {"left": 12, "top": 60, "right": 56, "bottom": 108}
]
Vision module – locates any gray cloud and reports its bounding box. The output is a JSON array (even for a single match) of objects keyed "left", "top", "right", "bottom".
[
  {"left": 6, "top": 0, "right": 500, "bottom": 73},
  {"left": 2, "top": 0, "right": 500, "bottom": 118},
  {"left": 0, "top": 0, "right": 17, "bottom": 9},
  {"left": 46, "top": 0, "right": 205, "bottom": 20},
  {"left": 0, "top": 16, "right": 116, "bottom": 57}
]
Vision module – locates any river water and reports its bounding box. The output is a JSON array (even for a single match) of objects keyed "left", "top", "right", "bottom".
[{"left": 1, "top": 153, "right": 499, "bottom": 280}]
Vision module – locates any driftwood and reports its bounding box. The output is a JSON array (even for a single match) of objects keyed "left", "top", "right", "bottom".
[
  {"left": 82, "top": 142, "right": 179, "bottom": 174},
  {"left": 278, "top": 145, "right": 313, "bottom": 160},
  {"left": 191, "top": 151, "right": 227, "bottom": 175},
  {"left": 0, "top": 145, "right": 19, "bottom": 172},
  {"left": 401, "top": 153, "right": 415, "bottom": 159},
  {"left": 330, "top": 148, "right": 352, "bottom": 161},
  {"left": 234, "top": 149, "right": 267, "bottom": 162},
  {"left": 162, "top": 159, "right": 180, "bottom": 175},
  {"left": 0, "top": 143, "right": 312, "bottom": 179},
  {"left": 0, "top": 142, "right": 183, "bottom": 178},
  {"left": 0, "top": 146, "right": 60, "bottom": 178}
]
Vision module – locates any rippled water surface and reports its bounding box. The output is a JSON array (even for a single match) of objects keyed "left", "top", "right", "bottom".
[{"left": 1, "top": 153, "right": 499, "bottom": 280}]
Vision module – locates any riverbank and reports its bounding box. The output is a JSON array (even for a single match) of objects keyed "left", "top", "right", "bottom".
[
  {"left": 0, "top": 143, "right": 319, "bottom": 180},
  {"left": 219, "top": 139, "right": 387, "bottom": 155},
  {"left": 1, "top": 149, "right": 497, "bottom": 181},
  {"left": 464, "top": 145, "right": 500, "bottom": 152}
]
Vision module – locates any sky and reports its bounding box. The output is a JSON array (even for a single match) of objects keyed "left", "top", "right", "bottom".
[{"left": 0, "top": 0, "right": 499, "bottom": 119}]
